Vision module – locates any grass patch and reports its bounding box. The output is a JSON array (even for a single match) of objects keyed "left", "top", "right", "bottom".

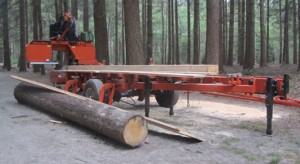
[
  {"left": 235, "top": 121, "right": 265, "bottom": 132},
  {"left": 222, "top": 146, "right": 257, "bottom": 161},
  {"left": 222, "top": 137, "right": 240, "bottom": 146},
  {"left": 268, "top": 152, "right": 282, "bottom": 164}
]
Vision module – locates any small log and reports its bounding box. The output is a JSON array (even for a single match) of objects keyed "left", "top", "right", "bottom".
[{"left": 14, "top": 82, "right": 148, "bottom": 147}]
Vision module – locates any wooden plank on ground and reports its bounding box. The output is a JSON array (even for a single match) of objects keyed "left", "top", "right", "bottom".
[
  {"left": 11, "top": 75, "right": 205, "bottom": 142},
  {"left": 144, "top": 117, "right": 205, "bottom": 142}
]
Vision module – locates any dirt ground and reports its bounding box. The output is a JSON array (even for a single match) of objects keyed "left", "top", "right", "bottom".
[{"left": 0, "top": 64, "right": 300, "bottom": 163}]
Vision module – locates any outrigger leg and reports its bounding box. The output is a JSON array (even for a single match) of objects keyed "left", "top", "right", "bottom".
[{"left": 265, "top": 77, "right": 276, "bottom": 135}]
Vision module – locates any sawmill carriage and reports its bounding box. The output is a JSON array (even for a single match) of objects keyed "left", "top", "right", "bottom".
[{"left": 25, "top": 21, "right": 300, "bottom": 135}]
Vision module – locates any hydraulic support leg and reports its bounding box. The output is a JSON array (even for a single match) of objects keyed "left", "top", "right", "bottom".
[
  {"left": 144, "top": 77, "right": 152, "bottom": 117},
  {"left": 265, "top": 77, "right": 276, "bottom": 135},
  {"left": 169, "top": 91, "right": 174, "bottom": 116}
]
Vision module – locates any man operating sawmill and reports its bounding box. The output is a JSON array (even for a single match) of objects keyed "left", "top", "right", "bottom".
[{"left": 57, "top": 12, "right": 78, "bottom": 41}]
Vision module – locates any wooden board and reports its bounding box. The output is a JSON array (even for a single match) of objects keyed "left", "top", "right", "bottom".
[
  {"left": 64, "top": 65, "right": 219, "bottom": 78},
  {"left": 62, "top": 69, "right": 211, "bottom": 78},
  {"left": 144, "top": 117, "right": 205, "bottom": 142},
  {"left": 11, "top": 75, "right": 205, "bottom": 142},
  {"left": 67, "top": 65, "right": 218, "bottom": 73}
]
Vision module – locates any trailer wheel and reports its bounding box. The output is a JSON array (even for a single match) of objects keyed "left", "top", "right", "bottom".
[
  {"left": 83, "top": 79, "right": 103, "bottom": 101},
  {"left": 154, "top": 90, "right": 179, "bottom": 108}
]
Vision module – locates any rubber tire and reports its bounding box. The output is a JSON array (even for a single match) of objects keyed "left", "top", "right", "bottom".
[
  {"left": 154, "top": 90, "right": 180, "bottom": 108},
  {"left": 83, "top": 79, "right": 103, "bottom": 101}
]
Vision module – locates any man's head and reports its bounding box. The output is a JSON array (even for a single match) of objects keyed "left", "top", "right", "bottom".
[{"left": 64, "top": 13, "right": 72, "bottom": 22}]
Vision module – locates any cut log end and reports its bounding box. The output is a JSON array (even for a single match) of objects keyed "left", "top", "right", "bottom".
[{"left": 123, "top": 116, "right": 148, "bottom": 147}]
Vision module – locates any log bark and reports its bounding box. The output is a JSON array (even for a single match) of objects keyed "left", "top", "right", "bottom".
[{"left": 14, "top": 83, "right": 148, "bottom": 147}]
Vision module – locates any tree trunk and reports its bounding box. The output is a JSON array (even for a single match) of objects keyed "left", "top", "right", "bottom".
[
  {"left": 123, "top": 0, "right": 145, "bottom": 65},
  {"left": 25, "top": 0, "right": 28, "bottom": 44},
  {"left": 161, "top": 1, "right": 165, "bottom": 64},
  {"left": 54, "top": 0, "right": 62, "bottom": 21},
  {"left": 94, "top": 0, "right": 110, "bottom": 64},
  {"left": 238, "top": 0, "right": 245, "bottom": 65},
  {"left": 2, "top": 0, "right": 11, "bottom": 71},
  {"left": 283, "top": 0, "right": 289, "bottom": 65},
  {"left": 19, "top": 0, "right": 27, "bottom": 72},
  {"left": 37, "top": 0, "right": 43, "bottom": 39},
  {"left": 142, "top": 0, "right": 147, "bottom": 59},
  {"left": 147, "top": 0, "right": 153, "bottom": 63},
  {"left": 279, "top": 0, "right": 283, "bottom": 64},
  {"left": 244, "top": 0, "right": 255, "bottom": 69},
  {"left": 122, "top": 2, "right": 126, "bottom": 65},
  {"left": 223, "top": 0, "right": 228, "bottom": 65},
  {"left": 167, "top": 0, "right": 172, "bottom": 65},
  {"left": 63, "top": 0, "right": 69, "bottom": 13},
  {"left": 187, "top": 0, "right": 191, "bottom": 64},
  {"left": 227, "top": 0, "right": 234, "bottom": 66},
  {"left": 193, "top": 0, "right": 200, "bottom": 64},
  {"left": 114, "top": 0, "right": 119, "bottom": 65},
  {"left": 32, "top": 0, "right": 40, "bottom": 73},
  {"left": 260, "top": 0, "right": 267, "bottom": 67},
  {"left": 241, "top": 0, "right": 245, "bottom": 65},
  {"left": 298, "top": 0, "right": 300, "bottom": 71},
  {"left": 38, "top": 0, "right": 45, "bottom": 75},
  {"left": 219, "top": 0, "right": 224, "bottom": 72},
  {"left": 14, "top": 83, "right": 148, "bottom": 147},
  {"left": 293, "top": 0, "right": 297, "bottom": 64},
  {"left": 206, "top": 0, "right": 220, "bottom": 65},
  {"left": 267, "top": 0, "right": 270, "bottom": 63},
  {"left": 175, "top": 0, "right": 179, "bottom": 65},
  {"left": 171, "top": 0, "right": 175, "bottom": 64},
  {"left": 71, "top": 0, "right": 78, "bottom": 19},
  {"left": 84, "top": 0, "right": 89, "bottom": 32}
]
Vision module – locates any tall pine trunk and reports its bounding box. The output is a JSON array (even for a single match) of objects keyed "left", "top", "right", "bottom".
[
  {"left": 63, "top": 0, "right": 69, "bottom": 12},
  {"left": 193, "top": 0, "right": 200, "bottom": 64},
  {"left": 279, "top": 0, "right": 283, "bottom": 63},
  {"left": 187, "top": 0, "right": 191, "bottom": 64},
  {"left": 267, "top": 0, "right": 270, "bottom": 62},
  {"left": 283, "top": 0, "right": 290, "bottom": 65},
  {"left": 167, "top": 0, "right": 172, "bottom": 64},
  {"left": 227, "top": 0, "right": 234, "bottom": 66},
  {"left": 175, "top": 0, "right": 179, "bottom": 65},
  {"left": 293, "top": 0, "right": 297, "bottom": 64},
  {"left": 244, "top": 0, "right": 255, "bottom": 69},
  {"left": 298, "top": 0, "right": 300, "bottom": 71},
  {"left": 19, "top": 0, "right": 27, "bottom": 72},
  {"left": 147, "top": 0, "right": 153, "bottom": 64},
  {"left": 171, "top": 0, "right": 175, "bottom": 64},
  {"left": 206, "top": 0, "right": 220, "bottom": 65},
  {"left": 123, "top": 0, "right": 145, "bottom": 65},
  {"left": 219, "top": 0, "right": 224, "bottom": 72},
  {"left": 161, "top": 1, "right": 166, "bottom": 64},
  {"left": 122, "top": 1, "right": 125, "bottom": 65},
  {"left": 223, "top": 0, "right": 228, "bottom": 64},
  {"left": 238, "top": 0, "right": 245, "bottom": 65},
  {"left": 2, "top": 0, "right": 11, "bottom": 71},
  {"left": 260, "top": 0, "right": 267, "bottom": 67},
  {"left": 84, "top": 0, "right": 89, "bottom": 32},
  {"left": 71, "top": 0, "right": 78, "bottom": 19},
  {"left": 94, "top": 0, "right": 110, "bottom": 64},
  {"left": 142, "top": 0, "right": 147, "bottom": 58},
  {"left": 114, "top": 0, "right": 119, "bottom": 65}
]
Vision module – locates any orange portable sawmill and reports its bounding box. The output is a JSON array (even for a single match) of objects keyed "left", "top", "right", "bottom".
[{"left": 24, "top": 19, "right": 300, "bottom": 136}]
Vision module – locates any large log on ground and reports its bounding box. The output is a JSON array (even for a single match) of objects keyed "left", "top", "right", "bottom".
[{"left": 14, "top": 82, "right": 148, "bottom": 147}]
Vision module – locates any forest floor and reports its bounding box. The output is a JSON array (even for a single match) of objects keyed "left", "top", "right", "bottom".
[{"left": 0, "top": 64, "right": 300, "bottom": 163}]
